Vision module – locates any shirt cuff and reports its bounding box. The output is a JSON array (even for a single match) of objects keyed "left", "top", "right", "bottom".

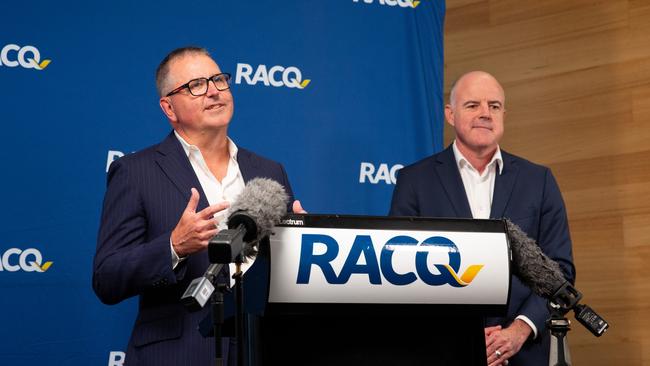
[
  {"left": 515, "top": 315, "right": 538, "bottom": 339},
  {"left": 170, "top": 237, "right": 185, "bottom": 269}
]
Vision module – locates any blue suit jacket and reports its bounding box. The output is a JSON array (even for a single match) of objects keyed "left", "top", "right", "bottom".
[
  {"left": 389, "top": 145, "right": 575, "bottom": 366},
  {"left": 93, "top": 132, "right": 294, "bottom": 366}
]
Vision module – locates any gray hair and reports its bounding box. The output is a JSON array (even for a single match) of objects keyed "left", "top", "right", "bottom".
[{"left": 155, "top": 46, "right": 211, "bottom": 97}]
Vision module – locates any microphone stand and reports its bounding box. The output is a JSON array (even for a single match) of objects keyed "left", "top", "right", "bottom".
[
  {"left": 210, "top": 281, "right": 230, "bottom": 366},
  {"left": 547, "top": 301, "right": 572, "bottom": 366},
  {"left": 545, "top": 282, "right": 609, "bottom": 366},
  {"left": 209, "top": 226, "right": 247, "bottom": 366},
  {"left": 233, "top": 261, "right": 245, "bottom": 366}
]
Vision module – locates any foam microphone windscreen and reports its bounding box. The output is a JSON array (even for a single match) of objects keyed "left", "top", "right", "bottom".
[
  {"left": 228, "top": 178, "right": 289, "bottom": 257},
  {"left": 505, "top": 219, "right": 568, "bottom": 298}
]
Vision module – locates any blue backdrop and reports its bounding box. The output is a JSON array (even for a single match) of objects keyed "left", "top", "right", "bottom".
[{"left": 0, "top": 1, "right": 445, "bottom": 364}]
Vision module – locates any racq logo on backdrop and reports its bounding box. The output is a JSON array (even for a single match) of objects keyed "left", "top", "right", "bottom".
[
  {"left": 106, "top": 150, "right": 125, "bottom": 172},
  {"left": 235, "top": 63, "right": 311, "bottom": 89},
  {"left": 352, "top": 0, "right": 421, "bottom": 8},
  {"left": 0, "top": 247, "right": 53, "bottom": 272},
  {"left": 0, "top": 44, "right": 51, "bottom": 70},
  {"left": 359, "top": 162, "right": 403, "bottom": 185},
  {"left": 108, "top": 351, "right": 125, "bottom": 366}
]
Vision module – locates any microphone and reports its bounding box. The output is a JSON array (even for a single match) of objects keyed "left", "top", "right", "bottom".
[
  {"left": 209, "top": 177, "right": 289, "bottom": 263},
  {"left": 504, "top": 219, "right": 567, "bottom": 298},
  {"left": 505, "top": 219, "right": 609, "bottom": 337},
  {"left": 182, "top": 178, "right": 288, "bottom": 311},
  {"left": 181, "top": 263, "right": 224, "bottom": 311}
]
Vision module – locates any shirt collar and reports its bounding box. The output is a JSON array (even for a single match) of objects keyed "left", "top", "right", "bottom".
[
  {"left": 452, "top": 140, "right": 503, "bottom": 175},
  {"left": 174, "top": 130, "right": 239, "bottom": 162}
]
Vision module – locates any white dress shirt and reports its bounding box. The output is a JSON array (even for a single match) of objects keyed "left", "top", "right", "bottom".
[
  {"left": 452, "top": 141, "right": 538, "bottom": 339},
  {"left": 172, "top": 131, "right": 252, "bottom": 286}
]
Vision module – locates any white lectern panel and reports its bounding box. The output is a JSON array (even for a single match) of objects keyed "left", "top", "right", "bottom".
[{"left": 268, "top": 222, "right": 509, "bottom": 306}]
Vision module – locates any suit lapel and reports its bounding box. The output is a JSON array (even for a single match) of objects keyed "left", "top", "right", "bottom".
[
  {"left": 155, "top": 132, "right": 210, "bottom": 210},
  {"left": 236, "top": 148, "right": 258, "bottom": 184},
  {"left": 434, "top": 147, "right": 473, "bottom": 217},
  {"left": 490, "top": 151, "right": 519, "bottom": 219}
]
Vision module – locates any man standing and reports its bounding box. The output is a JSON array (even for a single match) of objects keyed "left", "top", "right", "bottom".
[
  {"left": 389, "top": 71, "right": 575, "bottom": 366},
  {"left": 93, "top": 47, "right": 302, "bottom": 365}
]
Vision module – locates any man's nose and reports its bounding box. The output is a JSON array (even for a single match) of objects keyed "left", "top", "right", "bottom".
[
  {"left": 205, "top": 80, "right": 221, "bottom": 96},
  {"left": 479, "top": 103, "right": 491, "bottom": 118}
]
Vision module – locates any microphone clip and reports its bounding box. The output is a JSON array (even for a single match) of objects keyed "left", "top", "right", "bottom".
[
  {"left": 209, "top": 224, "right": 248, "bottom": 264},
  {"left": 548, "top": 281, "right": 609, "bottom": 337},
  {"left": 549, "top": 281, "right": 582, "bottom": 313}
]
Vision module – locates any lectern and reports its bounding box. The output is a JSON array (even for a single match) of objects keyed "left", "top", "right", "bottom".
[{"left": 250, "top": 214, "right": 511, "bottom": 366}]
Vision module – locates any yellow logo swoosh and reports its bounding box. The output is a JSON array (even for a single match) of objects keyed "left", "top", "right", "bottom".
[
  {"left": 28, "top": 58, "right": 52, "bottom": 70},
  {"left": 30, "top": 261, "right": 53, "bottom": 272},
  {"left": 292, "top": 78, "right": 311, "bottom": 89},
  {"left": 459, "top": 264, "right": 484, "bottom": 284},
  {"left": 412, "top": 1, "right": 421, "bottom": 8},
  {"left": 39, "top": 59, "right": 52, "bottom": 69},
  {"left": 442, "top": 264, "right": 484, "bottom": 286}
]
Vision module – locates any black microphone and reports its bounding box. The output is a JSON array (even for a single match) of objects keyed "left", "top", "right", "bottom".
[
  {"left": 505, "top": 219, "right": 609, "bottom": 337},
  {"left": 209, "top": 177, "right": 289, "bottom": 263},
  {"left": 181, "top": 263, "right": 224, "bottom": 311}
]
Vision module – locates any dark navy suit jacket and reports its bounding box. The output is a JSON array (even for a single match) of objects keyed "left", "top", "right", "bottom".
[
  {"left": 389, "top": 145, "right": 575, "bottom": 366},
  {"left": 93, "top": 132, "right": 294, "bottom": 366}
]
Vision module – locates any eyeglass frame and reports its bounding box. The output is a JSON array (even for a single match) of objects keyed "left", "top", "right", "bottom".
[{"left": 165, "top": 73, "right": 231, "bottom": 97}]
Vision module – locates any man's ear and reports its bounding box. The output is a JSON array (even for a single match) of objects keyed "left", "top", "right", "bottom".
[
  {"left": 444, "top": 104, "right": 455, "bottom": 127},
  {"left": 159, "top": 97, "right": 176, "bottom": 122}
]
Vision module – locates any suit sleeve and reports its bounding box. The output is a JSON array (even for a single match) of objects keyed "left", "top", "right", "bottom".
[
  {"left": 92, "top": 158, "right": 182, "bottom": 305},
  {"left": 389, "top": 169, "right": 420, "bottom": 216},
  {"left": 515, "top": 168, "right": 576, "bottom": 333},
  {"left": 279, "top": 163, "right": 297, "bottom": 213}
]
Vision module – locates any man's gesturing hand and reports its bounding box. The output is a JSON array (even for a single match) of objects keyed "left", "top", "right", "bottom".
[{"left": 171, "top": 188, "right": 230, "bottom": 257}]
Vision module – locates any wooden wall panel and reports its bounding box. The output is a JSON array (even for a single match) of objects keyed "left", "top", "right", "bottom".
[
  {"left": 624, "top": 214, "right": 650, "bottom": 247},
  {"left": 488, "top": 0, "right": 608, "bottom": 25},
  {"left": 445, "top": 1, "right": 650, "bottom": 364}
]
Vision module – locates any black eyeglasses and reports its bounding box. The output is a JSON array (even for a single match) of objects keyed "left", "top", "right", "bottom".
[{"left": 166, "top": 73, "right": 231, "bottom": 97}]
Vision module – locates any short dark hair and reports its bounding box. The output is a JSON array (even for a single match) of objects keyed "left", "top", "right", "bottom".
[{"left": 155, "top": 46, "right": 212, "bottom": 97}]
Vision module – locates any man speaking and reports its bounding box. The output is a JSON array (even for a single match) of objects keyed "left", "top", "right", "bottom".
[{"left": 93, "top": 47, "right": 303, "bottom": 365}]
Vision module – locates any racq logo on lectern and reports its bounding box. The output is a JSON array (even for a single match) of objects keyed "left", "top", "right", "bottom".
[
  {"left": 297, "top": 234, "right": 484, "bottom": 287},
  {"left": 0, "top": 44, "right": 51, "bottom": 70}
]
